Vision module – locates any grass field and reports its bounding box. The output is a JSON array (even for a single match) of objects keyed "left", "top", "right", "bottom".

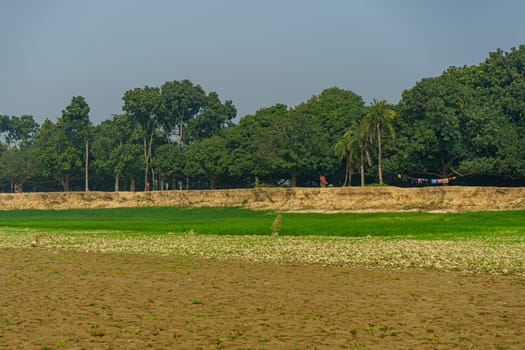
[
  {"left": 0, "top": 206, "right": 524, "bottom": 239},
  {"left": 0, "top": 207, "right": 523, "bottom": 275}
]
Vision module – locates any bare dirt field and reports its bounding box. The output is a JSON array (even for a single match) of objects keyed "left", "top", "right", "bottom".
[{"left": 1, "top": 248, "right": 523, "bottom": 350}]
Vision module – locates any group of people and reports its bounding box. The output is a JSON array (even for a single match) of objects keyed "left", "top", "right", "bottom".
[{"left": 145, "top": 180, "right": 186, "bottom": 191}]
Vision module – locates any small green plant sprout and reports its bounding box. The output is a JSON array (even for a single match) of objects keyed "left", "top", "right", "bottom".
[
  {"left": 272, "top": 212, "right": 282, "bottom": 236},
  {"left": 190, "top": 299, "right": 202, "bottom": 305},
  {"left": 363, "top": 325, "right": 374, "bottom": 333},
  {"left": 0, "top": 319, "right": 10, "bottom": 331}
]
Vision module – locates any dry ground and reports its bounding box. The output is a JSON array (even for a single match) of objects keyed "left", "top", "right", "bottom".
[
  {"left": 1, "top": 247, "right": 524, "bottom": 350},
  {"left": 0, "top": 186, "right": 524, "bottom": 212}
]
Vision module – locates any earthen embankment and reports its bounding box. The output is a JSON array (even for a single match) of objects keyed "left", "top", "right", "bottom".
[{"left": 0, "top": 187, "right": 524, "bottom": 212}]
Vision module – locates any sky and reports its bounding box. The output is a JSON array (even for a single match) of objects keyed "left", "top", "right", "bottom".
[{"left": 1, "top": 0, "right": 525, "bottom": 125}]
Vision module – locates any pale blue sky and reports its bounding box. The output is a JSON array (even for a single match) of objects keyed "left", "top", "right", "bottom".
[{"left": 1, "top": 0, "right": 524, "bottom": 124}]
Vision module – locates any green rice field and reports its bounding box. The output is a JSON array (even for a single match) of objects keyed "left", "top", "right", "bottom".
[
  {"left": 0, "top": 206, "right": 523, "bottom": 239},
  {"left": 1, "top": 207, "right": 523, "bottom": 274}
]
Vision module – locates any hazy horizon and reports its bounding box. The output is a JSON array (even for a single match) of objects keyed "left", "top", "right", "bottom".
[{"left": 2, "top": 0, "right": 525, "bottom": 124}]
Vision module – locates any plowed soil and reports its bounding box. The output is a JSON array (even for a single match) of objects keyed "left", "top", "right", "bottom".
[{"left": 1, "top": 248, "right": 523, "bottom": 349}]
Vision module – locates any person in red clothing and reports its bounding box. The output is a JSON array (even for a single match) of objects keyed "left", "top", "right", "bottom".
[{"left": 320, "top": 175, "right": 327, "bottom": 188}]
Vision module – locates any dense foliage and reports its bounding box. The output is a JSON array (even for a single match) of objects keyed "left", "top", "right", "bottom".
[{"left": 1, "top": 46, "right": 524, "bottom": 192}]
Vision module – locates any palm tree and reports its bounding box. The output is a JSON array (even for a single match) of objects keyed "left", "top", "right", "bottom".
[
  {"left": 362, "top": 99, "right": 396, "bottom": 185},
  {"left": 358, "top": 120, "right": 374, "bottom": 187},
  {"left": 335, "top": 122, "right": 372, "bottom": 187},
  {"left": 334, "top": 129, "right": 359, "bottom": 186}
]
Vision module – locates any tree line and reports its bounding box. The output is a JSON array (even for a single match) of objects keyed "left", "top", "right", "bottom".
[{"left": 1, "top": 45, "right": 524, "bottom": 192}]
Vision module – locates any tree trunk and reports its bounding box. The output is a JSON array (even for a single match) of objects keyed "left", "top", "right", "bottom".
[
  {"left": 291, "top": 171, "right": 298, "bottom": 187},
  {"left": 143, "top": 135, "right": 149, "bottom": 191},
  {"left": 178, "top": 112, "right": 184, "bottom": 145},
  {"left": 63, "top": 175, "right": 70, "bottom": 192},
  {"left": 144, "top": 128, "right": 154, "bottom": 191},
  {"left": 85, "top": 140, "right": 89, "bottom": 192},
  {"left": 210, "top": 177, "right": 217, "bottom": 190},
  {"left": 343, "top": 152, "right": 351, "bottom": 186},
  {"left": 377, "top": 124, "right": 383, "bottom": 185},
  {"left": 255, "top": 176, "right": 260, "bottom": 188},
  {"left": 360, "top": 147, "right": 365, "bottom": 187},
  {"left": 440, "top": 157, "right": 449, "bottom": 179},
  {"left": 151, "top": 167, "right": 156, "bottom": 191},
  {"left": 130, "top": 178, "right": 136, "bottom": 192},
  {"left": 114, "top": 173, "right": 120, "bottom": 192}
]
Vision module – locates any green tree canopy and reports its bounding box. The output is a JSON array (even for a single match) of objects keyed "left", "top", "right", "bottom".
[
  {"left": 185, "top": 135, "right": 228, "bottom": 189},
  {"left": 60, "top": 96, "right": 92, "bottom": 147},
  {"left": 224, "top": 105, "right": 285, "bottom": 185},
  {"left": 92, "top": 114, "right": 143, "bottom": 191},
  {"left": 34, "top": 119, "right": 81, "bottom": 191},
  {"left": 160, "top": 79, "right": 207, "bottom": 145},
  {"left": 187, "top": 91, "right": 236, "bottom": 142},
  {"left": 394, "top": 46, "right": 525, "bottom": 180},
  {"left": 294, "top": 87, "right": 365, "bottom": 182},
  {"left": 122, "top": 86, "right": 162, "bottom": 190},
  {"left": 0, "top": 114, "right": 39, "bottom": 148},
  {"left": 153, "top": 142, "right": 186, "bottom": 189}
]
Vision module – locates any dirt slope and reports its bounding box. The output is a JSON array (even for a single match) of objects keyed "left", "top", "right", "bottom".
[{"left": 0, "top": 186, "right": 524, "bottom": 211}]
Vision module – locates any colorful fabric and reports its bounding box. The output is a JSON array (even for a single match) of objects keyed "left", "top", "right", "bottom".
[{"left": 398, "top": 173, "right": 457, "bottom": 185}]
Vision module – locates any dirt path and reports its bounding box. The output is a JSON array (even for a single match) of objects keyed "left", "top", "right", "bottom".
[{"left": 1, "top": 248, "right": 523, "bottom": 349}]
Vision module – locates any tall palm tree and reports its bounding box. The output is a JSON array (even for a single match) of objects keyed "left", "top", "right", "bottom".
[
  {"left": 358, "top": 120, "right": 374, "bottom": 187},
  {"left": 362, "top": 99, "right": 396, "bottom": 185}
]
